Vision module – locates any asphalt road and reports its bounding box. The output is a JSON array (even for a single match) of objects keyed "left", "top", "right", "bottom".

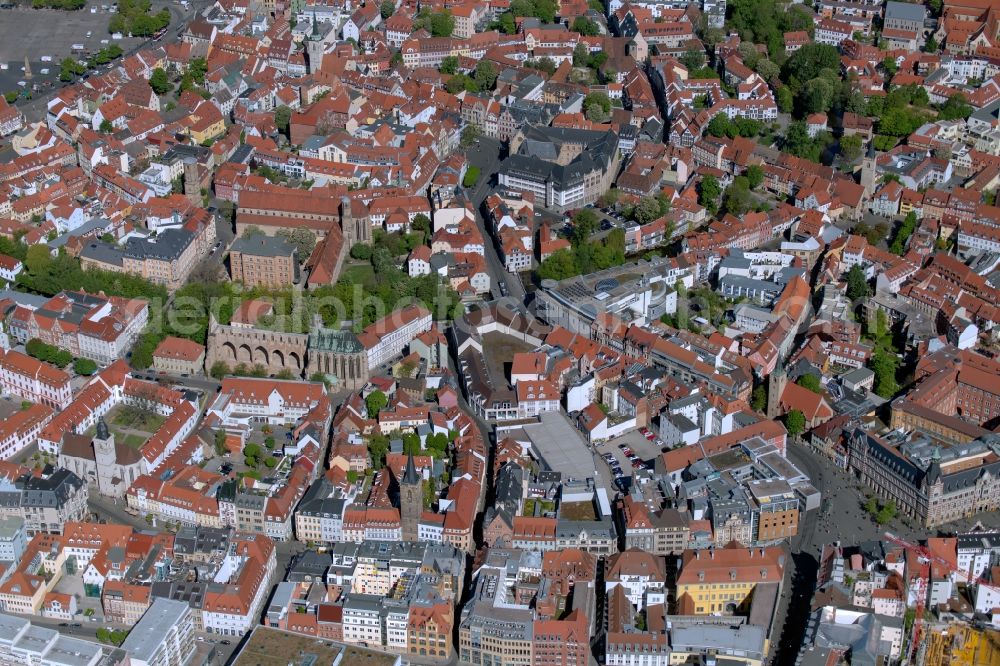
[
  {"left": 88, "top": 493, "right": 154, "bottom": 530},
  {"left": 463, "top": 137, "right": 527, "bottom": 303}
]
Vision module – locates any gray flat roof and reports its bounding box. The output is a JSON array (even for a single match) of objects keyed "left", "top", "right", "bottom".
[
  {"left": 0, "top": 613, "right": 29, "bottom": 643},
  {"left": 885, "top": 1, "right": 924, "bottom": 21},
  {"left": 231, "top": 235, "right": 296, "bottom": 258},
  {"left": 521, "top": 412, "right": 597, "bottom": 485},
  {"left": 0, "top": 516, "right": 23, "bottom": 540},
  {"left": 120, "top": 598, "right": 188, "bottom": 663},
  {"left": 44, "top": 636, "right": 103, "bottom": 666}
]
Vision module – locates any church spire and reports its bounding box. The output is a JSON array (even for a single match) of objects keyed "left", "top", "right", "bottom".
[
  {"left": 403, "top": 451, "right": 419, "bottom": 485},
  {"left": 96, "top": 417, "right": 110, "bottom": 441}
]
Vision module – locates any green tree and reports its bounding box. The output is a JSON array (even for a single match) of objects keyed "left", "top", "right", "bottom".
[
  {"left": 429, "top": 10, "right": 455, "bottom": 36},
  {"left": 839, "top": 134, "right": 863, "bottom": 162},
  {"left": 871, "top": 347, "right": 900, "bottom": 398},
  {"left": 243, "top": 442, "right": 263, "bottom": 463},
  {"left": 889, "top": 211, "right": 917, "bottom": 255},
  {"left": 572, "top": 209, "right": 599, "bottom": 245},
  {"left": 439, "top": 55, "right": 459, "bottom": 74},
  {"left": 274, "top": 105, "right": 292, "bottom": 136},
  {"left": 875, "top": 500, "right": 897, "bottom": 524},
  {"left": 845, "top": 264, "right": 869, "bottom": 301},
  {"left": 474, "top": 60, "right": 498, "bottom": 91},
  {"left": 784, "top": 409, "right": 806, "bottom": 438},
  {"left": 59, "top": 58, "right": 86, "bottom": 82},
  {"left": 99, "top": 119, "right": 114, "bottom": 134},
  {"left": 776, "top": 86, "right": 794, "bottom": 113},
  {"left": 698, "top": 175, "right": 721, "bottom": 213},
  {"left": 537, "top": 248, "right": 578, "bottom": 280},
  {"left": 782, "top": 43, "right": 840, "bottom": 88},
  {"left": 632, "top": 196, "right": 664, "bottom": 224},
  {"left": 210, "top": 361, "right": 231, "bottom": 379},
  {"left": 276, "top": 227, "right": 317, "bottom": 259},
  {"left": 187, "top": 56, "right": 207, "bottom": 84},
  {"left": 214, "top": 429, "right": 227, "bottom": 456},
  {"left": 25, "top": 245, "right": 53, "bottom": 275},
  {"left": 73, "top": 357, "right": 98, "bottom": 375},
  {"left": 351, "top": 243, "right": 373, "bottom": 260},
  {"left": 571, "top": 16, "right": 599, "bottom": 35},
  {"left": 783, "top": 120, "right": 817, "bottom": 159},
  {"left": 681, "top": 48, "right": 706, "bottom": 71},
  {"left": 369, "top": 433, "right": 390, "bottom": 469},
  {"left": 937, "top": 93, "right": 972, "bottom": 121},
  {"left": 411, "top": 214, "right": 431, "bottom": 236},
  {"left": 881, "top": 56, "right": 898, "bottom": 77},
  {"left": 366, "top": 389, "right": 388, "bottom": 417},
  {"left": 380, "top": 0, "right": 395, "bottom": 18},
  {"left": 797, "top": 374, "right": 822, "bottom": 394},
  {"left": 723, "top": 176, "right": 754, "bottom": 216},
  {"left": 706, "top": 114, "right": 733, "bottom": 138},
  {"left": 525, "top": 56, "right": 557, "bottom": 76},
  {"left": 751, "top": 385, "right": 767, "bottom": 411},
  {"left": 498, "top": 11, "right": 516, "bottom": 33},
  {"left": 445, "top": 73, "right": 476, "bottom": 94},
  {"left": 583, "top": 91, "right": 611, "bottom": 122},
  {"left": 460, "top": 124, "right": 481, "bottom": 148},
  {"left": 402, "top": 432, "right": 421, "bottom": 455},
  {"left": 755, "top": 58, "right": 780, "bottom": 82},
  {"left": 149, "top": 67, "right": 171, "bottom": 95},
  {"left": 746, "top": 164, "right": 764, "bottom": 190}
]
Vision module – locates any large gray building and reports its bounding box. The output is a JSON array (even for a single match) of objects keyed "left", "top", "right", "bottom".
[
  {"left": 883, "top": 1, "right": 924, "bottom": 33},
  {"left": 119, "top": 599, "right": 196, "bottom": 666},
  {"left": 535, "top": 255, "right": 692, "bottom": 334},
  {"left": 498, "top": 126, "right": 621, "bottom": 211},
  {"left": 0, "top": 465, "right": 88, "bottom": 535}
]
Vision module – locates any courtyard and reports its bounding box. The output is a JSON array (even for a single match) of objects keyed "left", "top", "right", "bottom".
[
  {"left": 83, "top": 404, "right": 166, "bottom": 449},
  {"left": 481, "top": 331, "right": 534, "bottom": 387}
]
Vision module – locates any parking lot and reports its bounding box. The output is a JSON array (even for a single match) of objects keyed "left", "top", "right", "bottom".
[
  {"left": 0, "top": 1, "right": 179, "bottom": 93},
  {"left": 593, "top": 428, "right": 666, "bottom": 489},
  {"left": 556, "top": 205, "right": 629, "bottom": 242}
]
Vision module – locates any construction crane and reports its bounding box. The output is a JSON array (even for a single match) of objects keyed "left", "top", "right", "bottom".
[{"left": 883, "top": 532, "right": 997, "bottom": 665}]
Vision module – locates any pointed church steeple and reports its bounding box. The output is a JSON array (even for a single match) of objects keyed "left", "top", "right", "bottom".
[
  {"left": 96, "top": 417, "right": 110, "bottom": 442},
  {"left": 403, "top": 451, "right": 420, "bottom": 485}
]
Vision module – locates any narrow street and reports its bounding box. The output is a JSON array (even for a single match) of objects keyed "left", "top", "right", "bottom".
[{"left": 463, "top": 137, "right": 526, "bottom": 303}]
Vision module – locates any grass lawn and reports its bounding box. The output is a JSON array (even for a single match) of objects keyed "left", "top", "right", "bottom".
[
  {"left": 341, "top": 263, "right": 376, "bottom": 288},
  {"left": 463, "top": 166, "right": 481, "bottom": 188},
  {"left": 524, "top": 498, "right": 556, "bottom": 517},
  {"left": 122, "top": 434, "right": 146, "bottom": 449},
  {"left": 111, "top": 407, "right": 166, "bottom": 433},
  {"left": 560, "top": 501, "right": 597, "bottom": 521},
  {"left": 236, "top": 627, "right": 397, "bottom": 666}
]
